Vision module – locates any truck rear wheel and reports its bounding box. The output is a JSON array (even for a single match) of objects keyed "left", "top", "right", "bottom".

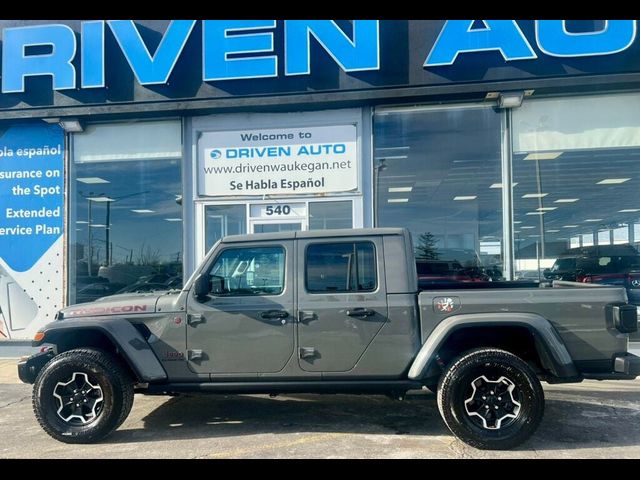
[
  {"left": 437, "top": 348, "right": 544, "bottom": 450},
  {"left": 32, "top": 348, "right": 134, "bottom": 444}
]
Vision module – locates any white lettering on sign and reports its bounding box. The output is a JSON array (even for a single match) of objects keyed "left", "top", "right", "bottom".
[{"left": 199, "top": 125, "right": 358, "bottom": 196}]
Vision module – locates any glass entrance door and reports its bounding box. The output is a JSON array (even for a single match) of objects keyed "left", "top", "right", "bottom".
[
  {"left": 196, "top": 197, "right": 363, "bottom": 264},
  {"left": 252, "top": 221, "right": 303, "bottom": 234}
]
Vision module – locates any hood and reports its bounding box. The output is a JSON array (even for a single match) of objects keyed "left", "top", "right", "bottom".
[{"left": 60, "top": 292, "right": 162, "bottom": 319}]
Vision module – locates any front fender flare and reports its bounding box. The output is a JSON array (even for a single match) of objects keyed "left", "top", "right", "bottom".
[
  {"left": 408, "top": 312, "right": 578, "bottom": 380},
  {"left": 37, "top": 317, "right": 167, "bottom": 383}
]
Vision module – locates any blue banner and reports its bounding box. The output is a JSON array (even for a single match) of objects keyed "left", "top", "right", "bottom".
[{"left": 0, "top": 123, "right": 64, "bottom": 272}]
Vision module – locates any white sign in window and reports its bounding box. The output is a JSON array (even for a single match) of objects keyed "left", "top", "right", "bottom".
[{"left": 199, "top": 125, "right": 358, "bottom": 196}]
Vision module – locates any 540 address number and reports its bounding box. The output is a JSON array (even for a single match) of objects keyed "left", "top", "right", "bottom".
[{"left": 265, "top": 205, "right": 292, "bottom": 216}]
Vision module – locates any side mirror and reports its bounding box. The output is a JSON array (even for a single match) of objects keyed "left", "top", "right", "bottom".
[
  {"left": 193, "top": 274, "right": 211, "bottom": 300},
  {"left": 543, "top": 268, "right": 551, "bottom": 278},
  {"left": 210, "top": 275, "right": 225, "bottom": 294}
]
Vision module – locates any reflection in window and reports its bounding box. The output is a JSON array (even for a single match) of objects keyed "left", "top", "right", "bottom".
[
  {"left": 205, "top": 204, "right": 246, "bottom": 253},
  {"left": 374, "top": 106, "right": 504, "bottom": 282},
  {"left": 309, "top": 201, "right": 352, "bottom": 230},
  {"left": 253, "top": 223, "right": 302, "bottom": 233},
  {"left": 582, "top": 234, "right": 594, "bottom": 247},
  {"left": 613, "top": 226, "right": 629, "bottom": 245},
  {"left": 513, "top": 93, "right": 640, "bottom": 294},
  {"left": 210, "top": 246, "right": 285, "bottom": 296},
  {"left": 598, "top": 230, "right": 611, "bottom": 246},
  {"left": 69, "top": 121, "right": 183, "bottom": 304},
  {"left": 570, "top": 237, "right": 580, "bottom": 249},
  {"left": 306, "top": 242, "right": 376, "bottom": 293}
]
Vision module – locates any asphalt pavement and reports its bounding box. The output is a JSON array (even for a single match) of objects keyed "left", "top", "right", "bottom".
[{"left": 1, "top": 358, "right": 640, "bottom": 459}]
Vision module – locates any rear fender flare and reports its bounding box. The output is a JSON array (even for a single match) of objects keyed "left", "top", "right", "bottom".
[{"left": 408, "top": 312, "right": 578, "bottom": 380}]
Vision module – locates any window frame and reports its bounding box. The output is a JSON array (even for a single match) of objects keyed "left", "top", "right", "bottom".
[
  {"left": 304, "top": 240, "right": 378, "bottom": 294},
  {"left": 206, "top": 244, "right": 287, "bottom": 297}
]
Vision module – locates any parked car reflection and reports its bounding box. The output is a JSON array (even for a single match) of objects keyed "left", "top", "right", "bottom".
[
  {"left": 75, "top": 282, "right": 126, "bottom": 303},
  {"left": 416, "top": 248, "right": 491, "bottom": 285},
  {"left": 543, "top": 245, "right": 640, "bottom": 310}
]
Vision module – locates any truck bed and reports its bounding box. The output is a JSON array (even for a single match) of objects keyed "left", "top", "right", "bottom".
[{"left": 417, "top": 283, "right": 629, "bottom": 369}]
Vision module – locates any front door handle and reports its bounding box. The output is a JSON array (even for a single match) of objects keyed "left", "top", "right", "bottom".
[
  {"left": 346, "top": 308, "right": 375, "bottom": 318},
  {"left": 187, "top": 313, "right": 205, "bottom": 326}
]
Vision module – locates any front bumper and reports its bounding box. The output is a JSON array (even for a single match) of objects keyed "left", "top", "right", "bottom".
[{"left": 17, "top": 350, "right": 54, "bottom": 384}]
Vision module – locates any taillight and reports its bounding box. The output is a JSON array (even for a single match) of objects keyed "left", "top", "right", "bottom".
[{"left": 607, "top": 304, "right": 638, "bottom": 333}]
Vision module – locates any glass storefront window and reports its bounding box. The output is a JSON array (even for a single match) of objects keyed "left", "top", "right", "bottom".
[
  {"left": 374, "top": 106, "right": 504, "bottom": 283},
  {"left": 205, "top": 204, "right": 246, "bottom": 253},
  {"left": 513, "top": 93, "right": 640, "bottom": 290},
  {"left": 582, "top": 234, "right": 594, "bottom": 247},
  {"left": 598, "top": 230, "right": 611, "bottom": 246},
  {"left": 308, "top": 201, "right": 352, "bottom": 230},
  {"left": 614, "top": 225, "right": 629, "bottom": 245},
  {"left": 69, "top": 121, "right": 183, "bottom": 304}
]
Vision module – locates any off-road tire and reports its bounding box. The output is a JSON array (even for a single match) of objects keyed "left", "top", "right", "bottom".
[
  {"left": 437, "top": 348, "right": 544, "bottom": 450},
  {"left": 32, "top": 348, "right": 134, "bottom": 444}
]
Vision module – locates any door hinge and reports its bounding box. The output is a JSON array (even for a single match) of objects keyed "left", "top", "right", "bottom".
[
  {"left": 187, "top": 313, "right": 205, "bottom": 326},
  {"left": 299, "top": 347, "right": 317, "bottom": 359},
  {"left": 188, "top": 349, "right": 204, "bottom": 362}
]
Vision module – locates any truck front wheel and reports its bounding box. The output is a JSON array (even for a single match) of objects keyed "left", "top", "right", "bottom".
[
  {"left": 437, "top": 348, "right": 544, "bottom": 450},
  {"left": 32, "top": 348, "right": 134, "bottom": 444}
]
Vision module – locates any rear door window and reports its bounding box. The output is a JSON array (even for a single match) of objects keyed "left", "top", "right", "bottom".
[{"left": 305, "top": 242, "right": 377, "bottom": 293}]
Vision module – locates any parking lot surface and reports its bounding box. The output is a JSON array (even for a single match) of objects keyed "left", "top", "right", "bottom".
[{"left": 1, "top": 359, "right": 639, "bottom": 459}]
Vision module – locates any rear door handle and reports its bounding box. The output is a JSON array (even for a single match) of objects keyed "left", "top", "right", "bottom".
[
  {"left": 346, "top": 308, "right": 375, "bottom": 318},
  {"left": 260, "top": 310, "right": 289, "bottom": 325},
  {"left": 299, "top": 310, "right": 317, "bottom": 324}
]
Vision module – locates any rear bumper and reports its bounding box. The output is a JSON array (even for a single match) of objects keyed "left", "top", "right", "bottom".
[
  {"left": 614, "top": 353, "right": 640, "bottom": 376},
  {"left": 582, "top": 353, "right": 640, "bottom": 380},
  {"left": 17, "top": 350, "right": 54, "bottom": 384}
]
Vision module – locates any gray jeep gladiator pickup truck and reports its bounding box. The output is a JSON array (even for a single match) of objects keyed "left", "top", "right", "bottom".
[{"left": 17, "top": 228, "right": 640, "bottom": 450}]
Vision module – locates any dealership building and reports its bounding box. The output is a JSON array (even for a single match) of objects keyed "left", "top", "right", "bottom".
[{"left": 2, "top": 19, "right": 640, "bottom": 340}]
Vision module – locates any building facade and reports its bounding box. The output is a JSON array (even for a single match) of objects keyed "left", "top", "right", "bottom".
[{"left": 2, "top": 20, "right": 640, "bottom": 339}]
